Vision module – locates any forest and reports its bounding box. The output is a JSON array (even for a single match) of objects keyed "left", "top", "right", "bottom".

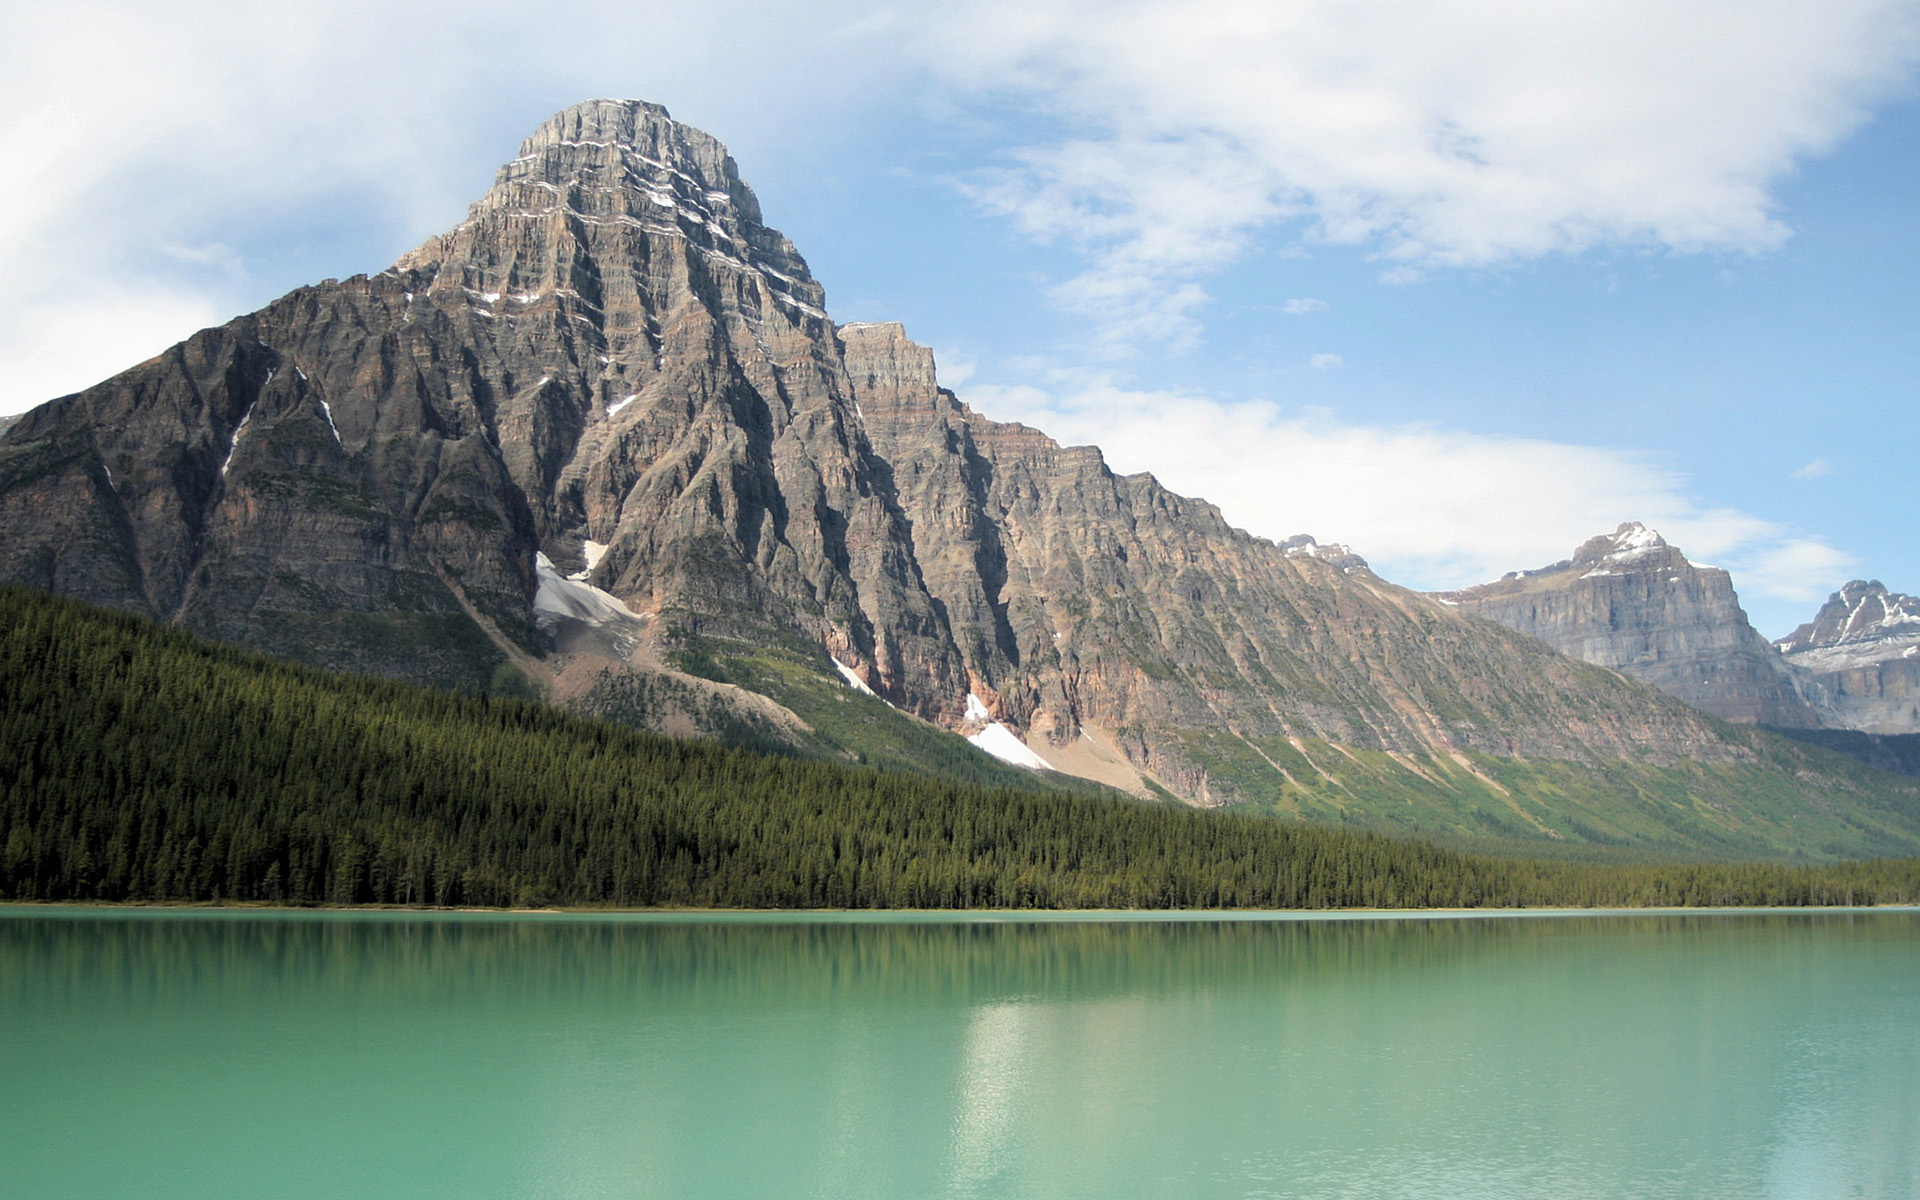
[{"left": 3, "top": 585, "right": 1916, "bottom": 910}]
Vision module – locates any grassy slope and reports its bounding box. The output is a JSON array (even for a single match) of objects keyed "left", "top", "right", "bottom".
[{"left": 1137, "top": 718, "right": 1920, "bottom": 862}]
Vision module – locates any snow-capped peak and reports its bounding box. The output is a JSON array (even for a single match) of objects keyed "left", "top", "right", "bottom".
[{"left": 1604, "top": 522, "right": 1666, "bottom": 559}]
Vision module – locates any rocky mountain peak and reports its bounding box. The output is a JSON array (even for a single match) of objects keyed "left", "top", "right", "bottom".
[
  {"left": 1277, "top": 535, "right": 1370, "bottom": 573},
  {"left": 395, "top": 98, "right": 817, "bottom": 315},
  {"left": 1773, "top": 581, "right": 1920, "bottom": 734},
  {"left": 1569, "top": 522, "right": 1681, "bottom": 572},
  {"left": 1778, "top": 580, "right": 1920, "bottom": 658},
  {"left": 1438, "top": 524, "right": 1822, "bottom": 727}
]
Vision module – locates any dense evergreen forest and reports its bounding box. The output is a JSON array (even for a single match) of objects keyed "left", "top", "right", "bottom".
[{"left": 3, "top": 586, "right": 1916, "bottom": 910}]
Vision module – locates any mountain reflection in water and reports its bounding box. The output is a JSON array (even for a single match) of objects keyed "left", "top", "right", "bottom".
[{"left": 2, "top": 909, "right": 1915, "bottom": 1199}]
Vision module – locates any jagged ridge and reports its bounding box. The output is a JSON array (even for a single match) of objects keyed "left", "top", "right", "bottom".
[
  {"left": 1778, "top": 581, "right": 1920, "bottom": 734},
  {"left": 5, "top": 101, "right": 1919, "bottom": 857}
]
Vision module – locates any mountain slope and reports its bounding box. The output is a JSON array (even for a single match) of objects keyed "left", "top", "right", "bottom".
[
  {"left": 7, "top": 585, "right": 1918, "bottom": 903},
  {"left": 4, "top": 100, "right": 1918, "bottom": 858},
  {"left": 1778, "top": 581, "right": 1920, "bottom": 734}
]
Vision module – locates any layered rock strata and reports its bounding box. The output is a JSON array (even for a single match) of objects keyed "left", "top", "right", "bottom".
[
  {"left": 845, "top": 327, "right": 1763, "bottom": 796},
  {"left": 1435, "top": 524, "right": 1824, "bottom": 727}
]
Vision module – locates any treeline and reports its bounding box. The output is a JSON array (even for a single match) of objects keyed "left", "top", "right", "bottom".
[{"left": 3, "top": 585, "right": 1917, "bottom": 910}]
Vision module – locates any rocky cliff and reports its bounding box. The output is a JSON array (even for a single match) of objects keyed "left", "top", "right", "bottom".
[
  {"left": 848, "top": 328, "right": 1736, "bottom": 788},
  {"left": 1778, "top": 581, "right": 1920, "bottom": 734},
  {"left": 3, "top": 101, "right": 1916, "bottom": 858},
  {"left": 1434, "top": 524, "right": 1824, "bottom": 727}
]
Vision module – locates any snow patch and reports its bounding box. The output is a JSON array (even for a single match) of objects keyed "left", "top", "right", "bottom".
[
  {"left": 583, "top": 539, "right": 608, "bottom": 571},
  {"left": 317, "top": 399, "right": 341, "bottom": 445},
  {"left": 534, "top": 552, "right": 644, "bottom": 630},
  {"left": 609, "top": 394, "right": 639, "bottom": 417},
  {"left": 832, "top": 657, "right": 878, "bottom": 696},
  {"left": 1599, "top": 523, "right": 1668, "bottom": 566},
  {"left": 965, "top": 693, "right": 992, "bottom": 722},
  {"left": 220, "top": 402, "right": 256, "bottom": 478},
  {"left": 567, "top": 540, "right": 610, "bottom": 582},
  {"left": 969, "top": 723, "right": 1053, "bottom": 771}
]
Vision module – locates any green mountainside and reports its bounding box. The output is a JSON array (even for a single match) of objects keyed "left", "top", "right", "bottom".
[{"left": 5, "top": 586, "right": 1918, "bottom": 909}]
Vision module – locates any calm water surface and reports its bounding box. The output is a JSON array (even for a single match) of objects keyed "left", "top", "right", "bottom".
[{"left": 1, "top": 908, "right": 1916, "bottom": 1199}]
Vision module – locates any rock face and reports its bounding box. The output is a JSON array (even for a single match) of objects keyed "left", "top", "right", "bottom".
[
  {"left": 1778, "top": 581, "right": 1920, "bottom": 734},
  {"left": 1436, "top": 524, "right": 1824, "bottom": 727},
  {"left": 0, "top": 100, "right": 962, "bottom": 700},
  {"left": 4, "top": 100, "right": 1917, "bottom": 857},
  {"left": 847, "top": 328, "right": 1736, "bottom": 796}
]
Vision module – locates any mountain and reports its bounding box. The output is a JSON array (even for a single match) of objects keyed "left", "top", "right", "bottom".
[
  {"left": 1777, "top": 581, "right": 1920, "bottom": 734},
  {"left": 1435, "top": 523, "right": 1824, "bottom": 728},
  {"left": 4, "top": 100, "right": 1918, "bottom": 859},
  {"left": 10, "top": 584, "right": 1916, "bottom": 907}
]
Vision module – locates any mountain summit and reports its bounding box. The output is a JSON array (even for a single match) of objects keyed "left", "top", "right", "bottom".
[
  {"left": 1777, "top": 581, "right": 1920, "bottom": 733},
  {"left": 1434, "top": 523, "right": 1825, "bottom": 728},
  {"left": 4, "top": 101, "right": 1917, "bottom": 858}
]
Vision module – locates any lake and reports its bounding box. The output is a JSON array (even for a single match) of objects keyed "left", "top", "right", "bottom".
[{"left": 1, "top": 908, "right": 1915, "bottom": 1199}]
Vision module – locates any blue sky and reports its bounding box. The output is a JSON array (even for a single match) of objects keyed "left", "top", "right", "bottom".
[{"left": 4, "top": 0, "right": 1917, "bottom": 635}]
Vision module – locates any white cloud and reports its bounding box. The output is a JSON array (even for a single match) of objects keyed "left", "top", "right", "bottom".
[
  {"left": 0, "top": 0, "right": 889, "bottom": 414},
  {"left": 6, "top": 1, "right": 1918, "bottom": 405},
  {"left": 1741, "top": 538, "right": 1861, "bottom": 600},
  {"left": 1282, "top": 297, "right": 1328, "bottom": 315},
  {"left": 957, "top": 375, "right": 1855, "bottom": 608},
  {"left": 1792, "top": 457, "right": 1834, "bottom": 480},
  {"left": 0, "top": 288, "right": 227, "bottom": 409},
  {"left": 1308, "top": 353, "right": 1343, "bottom": 370},
  {"left": 920, "top": 0, "right": 1920, "bottom": 346}
]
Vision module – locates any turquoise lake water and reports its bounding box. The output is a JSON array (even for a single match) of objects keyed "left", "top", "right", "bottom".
[{"left": 1, "top": 908, "right": 1916, "bottom": 1199}]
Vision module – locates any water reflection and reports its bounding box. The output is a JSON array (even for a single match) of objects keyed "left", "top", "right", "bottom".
[
  {"left": 949, "top": 1003, "right": 1034, "bottom": 1196},
  {"left": 1, "top": 910, "right": 1915, "bottom": 1200}
]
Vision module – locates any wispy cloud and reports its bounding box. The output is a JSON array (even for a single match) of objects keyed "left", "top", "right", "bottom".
[
  {"left": 922, "top": 0, "right": 1920, "bottom": 347},
  {"left": 958, "top": 374, "right": 1856, "bottom": 607},
  {"left": 1792, "top": 457, "right": 1834, "bottom": 480},
  {"left": 1282, "top": 297, "right": 1328, "bottom": 315},
  {"left": 1308, "top": 353, "right": 1343, "bottom": 370}
]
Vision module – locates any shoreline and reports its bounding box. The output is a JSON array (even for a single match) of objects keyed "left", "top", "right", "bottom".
[{"left": 3, "top": 900, "right": 1916, "bottom": 923}]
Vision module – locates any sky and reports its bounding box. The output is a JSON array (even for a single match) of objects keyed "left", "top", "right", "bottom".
[{"left": 4, "top": 0, "right": 1918, "bottom": 636}]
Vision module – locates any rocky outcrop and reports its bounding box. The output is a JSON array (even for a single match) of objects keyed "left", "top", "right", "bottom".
[
  {"left": 847, "top": 326, "right": 1745, "bottom": 802},
  {"left": 1778, "top": 581, "right": 1920, "bottom": 734},
  {"left": 4, "top": 101, "right": 1917, "bottom": 857},
  {"left": 1436, "top": 524, "right": 1824, "bottom": 727}
]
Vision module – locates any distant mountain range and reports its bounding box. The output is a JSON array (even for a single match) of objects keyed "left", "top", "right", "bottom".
[
  {"left": 3, "top": 100, "right": 1916, "bottom": 860},
  {"left": 1778, "top": 580, "right": 1920, "bottom": 734},
  {"left": 1434, "top": 524, "right": 1821, "bottom": 728},
  {"left": 1437, "top": 523, "right": 1920, "bottom": 742}
]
